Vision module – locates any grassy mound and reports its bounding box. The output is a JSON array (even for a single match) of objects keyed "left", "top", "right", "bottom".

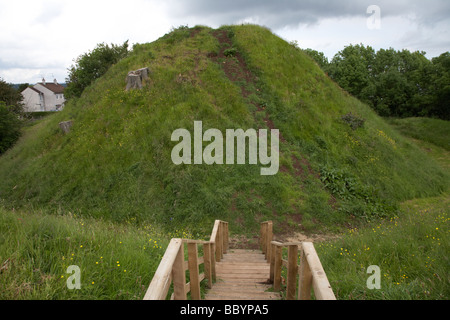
[{"left": 0, "top": 25, "right": 447, "bottom": 235}]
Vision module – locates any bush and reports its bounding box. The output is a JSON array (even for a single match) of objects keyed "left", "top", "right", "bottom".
[
  {"left": 65, "top": 41, "right": 129, "bottom": 99},
  {"left": 341, "top": 112, "right": 365, "bottom": 130},
  {"left": 224, "top": 47, "right": 238, "bottom": 57}
]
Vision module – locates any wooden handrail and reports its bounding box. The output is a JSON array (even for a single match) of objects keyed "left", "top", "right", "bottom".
[
  {"left": 144, "top": 220, "right": 229, "bottom": 300},
  {"left": 260, "top": 221, "right": 336, "bottom": 300}
]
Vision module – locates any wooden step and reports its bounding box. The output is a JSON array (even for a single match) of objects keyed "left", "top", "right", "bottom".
[{"left": 204, "top": 249, "right": 281, "bottom": 301}]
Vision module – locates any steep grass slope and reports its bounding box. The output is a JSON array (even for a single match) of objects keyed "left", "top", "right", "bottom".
[{"left": 0, "top": 25, "right": 447, "bottom": 234}]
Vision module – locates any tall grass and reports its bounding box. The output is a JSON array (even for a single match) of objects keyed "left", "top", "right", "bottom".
[
  {"left": 0, "top": 207, "right": 184, "bottom": 299},
  {"left": 317, "top": 195, "right": 449, "bottom": 299}
]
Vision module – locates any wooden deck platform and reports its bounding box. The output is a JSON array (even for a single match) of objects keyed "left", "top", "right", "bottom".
[{"left": 204, "top": 249, "right": 281, "bottom": 300}]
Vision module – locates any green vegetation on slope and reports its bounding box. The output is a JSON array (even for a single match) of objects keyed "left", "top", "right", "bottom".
[
  {"left": 387, "top": 117, "right": 450, "bottom": 151},
  {"left": 0, "top": 25, "right": 447, "bottom": 237}
]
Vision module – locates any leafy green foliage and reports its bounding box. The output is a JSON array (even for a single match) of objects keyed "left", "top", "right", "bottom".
[
  {"left": 305, "top": 45, "right": 450, "bottom": 120},
  {"left": 0, "top": 102, "right": 22, "bottom": 154},
  {"left": 0, "top": 78, "right": 23, "bottom": 114},
  {"left": 65, "top": 41, "right": 129, "bottom": 99},
  {"left": 223, "top": 47, "right": 238, "bottom": 57}
]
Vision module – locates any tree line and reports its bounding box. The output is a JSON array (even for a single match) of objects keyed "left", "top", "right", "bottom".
[{"left": 303, "top": 45, "right": 449, "bottom": 120}]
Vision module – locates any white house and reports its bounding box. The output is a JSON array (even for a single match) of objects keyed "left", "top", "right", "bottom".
[{"left": 21, "top": 78, "right": 65, "bottom": 112}]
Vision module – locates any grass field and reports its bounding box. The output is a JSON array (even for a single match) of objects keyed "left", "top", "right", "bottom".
[{"left": 317, "top": 195, "right": 449, "bottom": 300}]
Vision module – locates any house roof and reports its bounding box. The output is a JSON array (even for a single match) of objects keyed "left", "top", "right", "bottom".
[
  {"left": 27, "top": 87, "right": 43, "bottom": 94},
  {"left": 38, "top": 82, "right": 65, "bottom": 94}
]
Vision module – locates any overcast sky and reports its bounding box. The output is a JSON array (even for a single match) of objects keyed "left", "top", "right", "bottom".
[{"left": 1, "top": 0, "right": 449, "bottom": 84}]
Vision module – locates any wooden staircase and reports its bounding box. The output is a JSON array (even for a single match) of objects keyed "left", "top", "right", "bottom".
[
  {"left": 204, "top": 249, "right": 281, "bottom": 300},
  {"left": 144, "top": 220, "right": 335, "bottom": 301}
]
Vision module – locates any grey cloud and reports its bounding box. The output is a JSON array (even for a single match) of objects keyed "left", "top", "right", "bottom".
[{"left": 164, "top": 0, "right": 450, "bottom": 29}]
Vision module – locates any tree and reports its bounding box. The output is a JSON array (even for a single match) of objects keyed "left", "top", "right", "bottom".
[
  {"left": 65, "top": 40, "right": 129, "bottom": 99},
  {"left": 429, "top": 52, "right": 450, "bottom": 120},
  {"left": 0, "top": 78, "right": 23, "bottom": 114},
  {"left": 327, "top": 44, "right": 376, "bottom": 105},
  {"left": 0, "top": 101, "right": 22, "bottom": 154},
  {"left": 303, "top": 48, "right": 329, "bottom": 70},
  {"left": 323, "top": 44, "right": 448, "bottom": 120}
]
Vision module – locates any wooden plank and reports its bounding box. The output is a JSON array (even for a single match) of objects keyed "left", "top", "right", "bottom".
[
  {"left": 182, "top": 239, "right": 210, "bottom": 244},
  {"left": 216, "top": 273, "right": 269, "bottom": 279},
  {"left": 205, "top": 293, "right": 280, "bottom": 300},
  {"left": 220, "top": 257, "right": 267, "bottom": 263},
  {"left": 187, "top": 242, "right": 201, "bottom": 300},
  {"left": 206, "top": 291, "right": 280, "bottom": 299},
  {"left": 216, "top": 265, "right": 269, "bottom": 271},
  {"left": 302, "top": 242, "right": 336, "bottom": 300},
  {"left": 144, "top": 238, "right": 182, "bottom": 300},
  {"left": 215, "top": 268, "right": 269, "bottom": 274},
  {"left": 210, "top": 282, "right": 271, "bottom": 290}
]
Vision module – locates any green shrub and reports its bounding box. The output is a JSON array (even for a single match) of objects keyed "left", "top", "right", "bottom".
[{"left": 341, "top": 112, "right": 365, "bottom": 130}]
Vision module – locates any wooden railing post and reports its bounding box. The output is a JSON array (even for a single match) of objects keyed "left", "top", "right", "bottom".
[
  {"left": 271, "top": 242, "right": 283, "bottom": 291},
  {"left": 298, "top": 246, "right": 312, "bottom": 300},
  {"left": 260, "top": 222, "right": 267, "bottom": 254},
  {"left": 223, "top": 222, "right": 229, "bottom": 253},
  {"left": 187, "top": 242, "right": 201, "bottom": 300},
  {"left": 260, "top": 221, "right": 273, "bottom": 261},
  {"left": 144, "top": 238, "right": 184, "bottom": 300},
  {"left": 145, "top": 220, "right": 231, "bottom": 300},
  {"left": 210, "top": 242, "right": 217, "bottom": 281},
  {"left": 286, "top": 244, "right": 298, "bottom": 300},
  {"left": 302, "top": 242, "right": 336, "bottom": 300},
  {"left": 269, "top": 242, "right": 275, "bottom": 283},
  {"left": 217, "top": 223, "right": 223, "bottom": 261},
  {"left": 203, "top": 242, "right": 213, "bottom": 289},
  {"left": 265, "top": 222, "right": 273, "bottom": 262},
  {"left": 171, "top": 240, "right": 187, "bottom": 300}
]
